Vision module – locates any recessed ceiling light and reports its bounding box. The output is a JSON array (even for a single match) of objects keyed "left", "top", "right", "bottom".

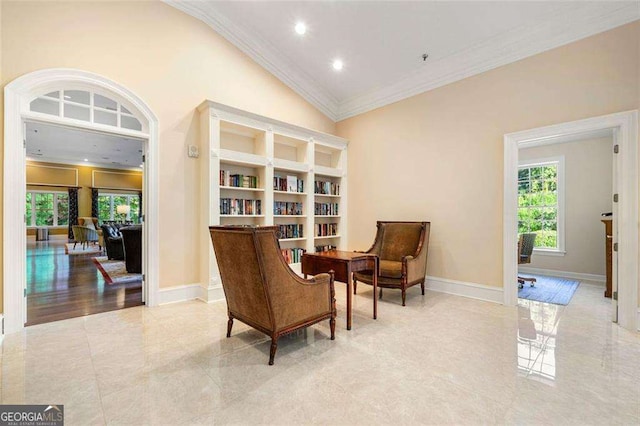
[
  {"left": 332, "top": 59, "right": 343, "bottom": 71},
  {"left": 83, "top": 158, "right": 89, "bottom": 162},
  {"left": 294, "top": 22, "right": 306, "bottom": 35}
]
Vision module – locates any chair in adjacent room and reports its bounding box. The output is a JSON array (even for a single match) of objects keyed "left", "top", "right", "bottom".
[
  {"left": 71, "top": 224, "right": 99, "bottom": 249},
  {"left": 120, "top": 225, "right": 142, "bottom": 273},
  {"left": 209, "top": 225, "right": 336, "bottom": 365},
  {"left": 518, "top": 233, "right": 537, "bottom": 288},
  {"left": 100, "top": 224, "right": 125, "bottom": 260},
  {"left": 353, "top": 221, "right": 430, "bottom": 306}
]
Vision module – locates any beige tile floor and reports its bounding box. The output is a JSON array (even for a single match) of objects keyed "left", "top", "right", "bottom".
[{"left": 1, "top": 280, "right": 639, "bottom": 425}]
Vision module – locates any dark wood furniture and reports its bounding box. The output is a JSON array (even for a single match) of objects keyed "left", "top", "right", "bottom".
[
  {"left": 602, "top": 219, "right": 612, "bottom": 298},
  {"left": 302, "top": 250, "right": 378, "bottom": 330},
  {"left": 209, "top": 226, "right": 336, "bottom": 365},
  {"left": 353, "top": 221, "right": 430, "bottom": 306},
  {"left": 517, "top": 233, "right": 537, "bottom": 288}
]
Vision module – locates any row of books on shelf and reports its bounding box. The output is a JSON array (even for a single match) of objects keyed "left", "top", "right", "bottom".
[
  {"left": 220, "top": 198, "right": 262, "bottom": 215},
  {"left": 316, "top": 223, "right": 338, "bottom": 237},
  {"left": 281, "top": 247, "right": 305, "bottom": 264},
  {"left": 314, "top": 203, "right": 339, "bottom": 216},
  {"left": 220, "top": 170, "right": 259, "bottom": 189},
  {"left": 315, "top": 180, "right": 340, "bottom": 196},
  {"left": 274, "top": 202, "right": 303, "bottom": 216},
  {"left": 315, "top": 244, "right": 336, "bottom": 253},
  {"left": 278, "top": 224, "right": 304, "bottom": 239},
  {"left": 274, "top": 175, "right": 304, "bottom": 193}
]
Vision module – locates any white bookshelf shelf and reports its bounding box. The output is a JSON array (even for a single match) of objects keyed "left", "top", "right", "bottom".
[
  {"left": 199, "top": 100, "right": 348, "bottom": 300},
  {"left": 220, "top": 186, "right": 264, "bottom": 192},
  {"left": 273, "top": 215, "right": 306, "bottom": 218},
  {"left": 315, "top": 215, "right": 341, "bottom": 218},
  {"left": 274, "top": 190, "right": 306, "bottom": 195}
]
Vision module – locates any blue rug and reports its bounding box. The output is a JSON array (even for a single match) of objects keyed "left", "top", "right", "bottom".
[{"left": 517, "top": 274, "right": 580, "bottom": 305}]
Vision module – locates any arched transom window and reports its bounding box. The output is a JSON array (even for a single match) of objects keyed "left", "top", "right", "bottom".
[{"left": 30, "top": 90, "right": 143, "bottom": 132}]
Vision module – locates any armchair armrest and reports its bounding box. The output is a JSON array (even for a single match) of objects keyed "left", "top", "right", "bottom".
[
  {"left": 402, "top": 251, "right": 427, "bottom": 284},
  {"left": 266, "top": 251, "right": 336, "bottom": 331}
]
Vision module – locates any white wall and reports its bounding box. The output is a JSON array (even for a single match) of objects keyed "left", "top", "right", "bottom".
[{"left": 519, "top": 137, "right": 613, "bottom": 278}]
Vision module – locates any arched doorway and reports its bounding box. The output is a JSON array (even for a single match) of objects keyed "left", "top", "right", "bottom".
[{"left": 4, "top": 69, "right": 159, "bottom": 333}]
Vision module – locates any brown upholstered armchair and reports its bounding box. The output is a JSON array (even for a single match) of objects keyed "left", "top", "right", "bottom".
[
  {"left": 354, "top": 221, "right": 430, "bottom": 306},
  {"left": 209, "top": 225, "right": 336, "bottom": 365}
]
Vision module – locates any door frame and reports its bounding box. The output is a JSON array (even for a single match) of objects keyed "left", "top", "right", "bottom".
[
  {"left": 503, "top": 110, "right": 638, "bottom": 331},
  {"left": 4, "top": 68, "right": 160, "bottom": 333}
]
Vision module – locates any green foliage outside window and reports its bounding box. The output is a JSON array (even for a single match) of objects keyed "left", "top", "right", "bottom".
[
  {"left": 35, "top": 193, "right": 54, "bottom": 226},
  {"left": 25, "top": 192, "right": 68, "bottom": 227},
  {"left": 98, "top": 193, "right": 141, "bottom": 223},
  {"left": 518, "top": 164, "right": 558, "bottom": 249},
  {"left": 57, "top": 194, "right": 69, "bottom": 226},
  {"left": 25, "top": 193, "right": 32, "bottom": 226},
  {"left": 98, "top": 195, "right": 112, "bottom": 223}
]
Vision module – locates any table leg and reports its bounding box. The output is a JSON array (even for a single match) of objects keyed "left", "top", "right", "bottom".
[
  {"left": 346, "top": 265, "right": 352, "bottom": 330},
  {"left": 372, "top": 258, "right": 378, "bottom": 320}
]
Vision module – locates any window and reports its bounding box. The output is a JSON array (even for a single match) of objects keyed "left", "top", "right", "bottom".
[
  {"left": 29, "top": 90, "right": 143, "bottom": 131},
  {"left": 25, "top": 191, "right": 69, "bottom": 227},
  {"left": 98, "top": 193, "right": 140, "bottom": 223},
  {"left": 518, "top": 157, "right": 565, "bottom": 253}
]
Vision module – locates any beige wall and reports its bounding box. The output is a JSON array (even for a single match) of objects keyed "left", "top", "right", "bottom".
[
  {"left": 336, "top": 22, "right": 639, "bottom": 288},
  {"left": 0, "top": 0, "right": 336, "bottom": 305},
  {"left": 519, "top": 137, "right": 613, "bottom": 278}
]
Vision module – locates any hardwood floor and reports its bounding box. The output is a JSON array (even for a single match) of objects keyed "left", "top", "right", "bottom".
[{"left": 26, "top": 238, "right": 143, "bottom": 326}]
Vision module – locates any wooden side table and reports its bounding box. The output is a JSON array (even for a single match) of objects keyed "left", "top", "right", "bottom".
[{"left": 302, "top": 250, "right": 378, "bottom": 330}]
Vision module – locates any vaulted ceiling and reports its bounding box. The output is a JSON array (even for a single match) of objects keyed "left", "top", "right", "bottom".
[{"left": 167, "top": 1, "right": 640, "bottom": 122}]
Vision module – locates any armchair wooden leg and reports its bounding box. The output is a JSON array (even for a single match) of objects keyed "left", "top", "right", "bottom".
[
  {"left": 401, "top": 289, "right": 406, "bottom": 306},
  {"left": 421, "top": 281, "right": 425, "bottom": 295},
  {"left": 226, "top": 317, "right": 234, "bottom": 338},
  {"left": 379, "top": 288, "right": 383, "bottom": 299},
  {"left": 269, "top": 338, "right": 278, "bottom": 366},
  {"left": 330, "top": 316, "right": 336, "bottom": 340}
]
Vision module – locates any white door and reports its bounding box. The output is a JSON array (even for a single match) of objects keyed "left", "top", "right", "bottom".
[{"left": 611, "top": 132, "right": 619, "bottom": 322}]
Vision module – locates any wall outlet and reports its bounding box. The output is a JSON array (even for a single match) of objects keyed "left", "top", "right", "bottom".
[{"left": 188, "top": 145, "right": 200, "bottom": 158}]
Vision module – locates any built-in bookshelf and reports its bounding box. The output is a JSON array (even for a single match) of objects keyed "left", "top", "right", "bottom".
[{"left": 199, "top": 101, "right": 348, "bottom": 292}]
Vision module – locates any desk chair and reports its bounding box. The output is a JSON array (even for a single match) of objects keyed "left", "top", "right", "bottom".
[{"left": 518, "top": 233, "right": 537, "bottom": 289}]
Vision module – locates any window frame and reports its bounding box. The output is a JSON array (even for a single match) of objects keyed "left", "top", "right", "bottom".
[
  {"left": 518, "top": 156, "right": 566, "bottom": 256},
  {"left": 25, "top": 190, "right": 69, "bottom": 228},
  {"left": 98, "top": 192, "right": 140, "bottom": 222}
]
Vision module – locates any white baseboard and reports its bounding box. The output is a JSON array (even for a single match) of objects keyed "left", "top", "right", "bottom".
[
  {"left": 159, "top": 283, "right": 225, "bottom": 305},
  {"left": 518, "top": 267, "right": 605, "bottom": 284},
  {"left": 0, "top": 314, "right": 4, "bottom": 343},
  {"left": 159, "top": 283, "right": 202, "bottom": 305},
  {"left": 425, "top": 276, "right": 503, "bottom": 304},
  {"left": 637, "top": 308, "right": 640, "bottom": 331}
]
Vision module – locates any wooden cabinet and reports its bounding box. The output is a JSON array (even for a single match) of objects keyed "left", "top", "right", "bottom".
[{"left": 601, "top": 219, "right": 612, "bottom": 298}]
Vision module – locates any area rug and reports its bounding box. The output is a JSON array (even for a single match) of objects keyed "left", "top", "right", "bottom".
[
  {"left": 92, "top": 256, "right": 142, "bottom": 285},
  {"left": 517, "top": 274, "right": 580, "bottom": 305},
  {"left": 65, "top": 243, "right": 102, "bottom": 256}
]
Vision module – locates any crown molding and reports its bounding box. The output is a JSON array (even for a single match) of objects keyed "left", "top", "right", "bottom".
[
  {"left": 166, "top": 1, "right": 639, "bottom": 123},
  {"left": 165, "top": 0, "right": 339, "bottom": 121},
  {"left": 336, "top": 2, "right": 640, "bottom": 121}
]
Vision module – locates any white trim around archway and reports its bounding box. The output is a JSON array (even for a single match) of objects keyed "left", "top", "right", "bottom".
[
  {"left": 503, "top": 110, "right": 638, "bottom": 331},
  {"left": 4, "top": 68, "right": 160, "bottom": 334}
]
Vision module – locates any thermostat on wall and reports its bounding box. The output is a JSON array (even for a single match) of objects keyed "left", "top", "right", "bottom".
[{"left": 188, "top": 145, "right": 200, "bottom": 158}]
